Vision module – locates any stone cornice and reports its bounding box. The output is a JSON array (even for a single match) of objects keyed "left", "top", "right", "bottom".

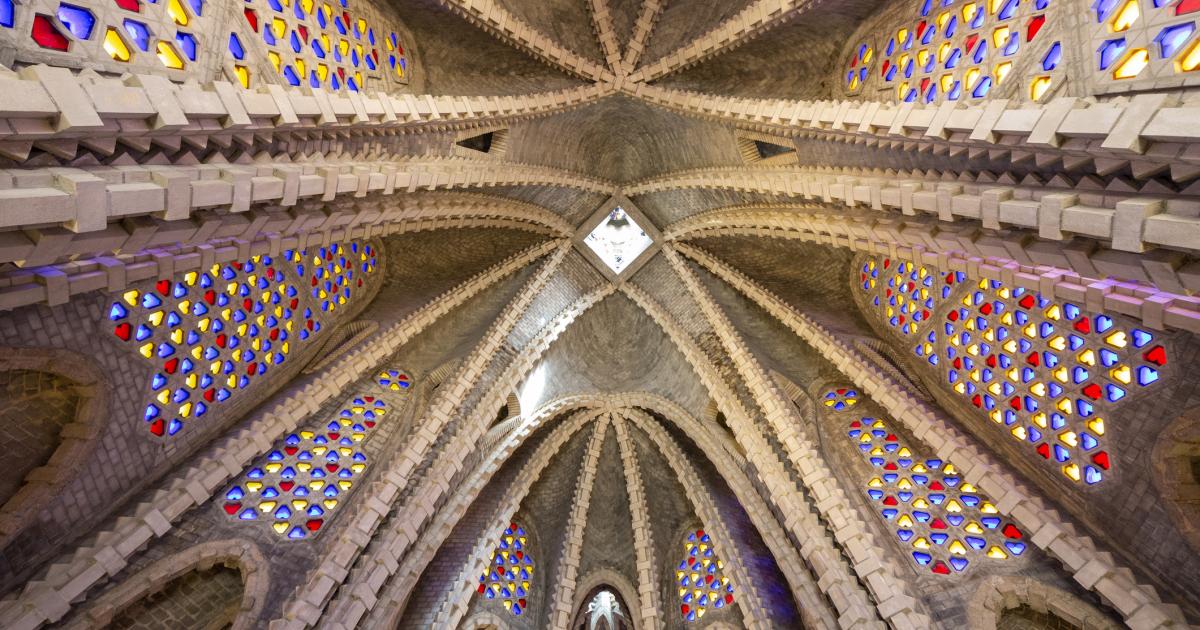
[
  {"left": 0, "top": 158, "right": 612, "bottom": 244},
  {"left": 662, "top": 204, "right": 1200, "bottom": 334},
  {"left": 0, "top": 194, "right": 571, "bottom": 311},
  {"left": 627, "top": 164, "right": 1200, "bottom": 258},
  {"left": 0, "top": 65, "right": 610, "bottom": 150},
  {"left": 631, "top": 87, "right": 1200, "bottom": 188}
]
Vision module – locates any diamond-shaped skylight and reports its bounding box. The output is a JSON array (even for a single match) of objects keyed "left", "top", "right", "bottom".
[{"left": 583, "top": 206, "right": 655, "bottom": 275}]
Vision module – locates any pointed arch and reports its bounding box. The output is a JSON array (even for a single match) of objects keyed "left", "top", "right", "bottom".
[
  {"left": 0, "top": 348, "right": 106, "bottom": 550},
  {"left": 1152, "top": 406, "right": 1200, "bottom": 553},
  {"left": 965, "top": 576, "right": 1122, "bottom": 630},
  {"left": 569, "top": 569, "right": 642, "bottom": 630},
  {"left": 461, "top": 611, "right": 513, "bottom": 630},
  {"left": 61, "top": 539, "right": 268, "bottom": 630}
]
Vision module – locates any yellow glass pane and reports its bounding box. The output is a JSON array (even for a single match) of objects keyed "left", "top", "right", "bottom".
[
  {"left": 103, "top": 27, "right": 132, "bottom": 62},
  {"left": 1113, "top": 48, "right": 1149, "bottom": 80},
  {"left": 156, "top": 41, "right": 185, "bottom": 69},
  {"left": 1110, "top": 0, "right": 1139, "bottom": 32},
  {"left": 1179, "top": 39, "right": 1200, "bottom": 72},
  {"left": 167, "top": 0, "right": 189, "bottom": 26}
]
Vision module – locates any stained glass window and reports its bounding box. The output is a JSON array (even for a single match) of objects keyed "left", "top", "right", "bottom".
[
  {"left": 21, "top": 0, "right": 205, "bottom": 68},
  {"left": 377, "top": 369, "right": 410, "bottom": 391},
  {"left": 231, "top": 0, "right": 410, "bottom": 91},
  {"left": 676, "top": 529, "right": 734, "bottom": 622},
  {"left": 858, "top": 255, "right": 1169, "bottom": 485},
  {"left": 106, "top": 241, "right": 378, "bottom": 438},
  {"left": 845, "top": 0, "right": 1062, "bottom": 102},
  {"left": 1090, "top": 0, "right": 1200, "bottom": 85},
  {"left": 860, "top": 257, "right": 962, "bottom": 336},
  {"left": 477, "top": 522, "right": 534, "bottom": 616},
  {"left": 221, "top": 396, "right": 386, "bottom": 538},
  {"left": 845, "top": 42, "right": 874, "bottom": 93},
  {"left": 823, "top": 388, "right": 861, "bottom": 411},
  {"left": 848, "top": 416, "right": 1026, "bottom": 574}
]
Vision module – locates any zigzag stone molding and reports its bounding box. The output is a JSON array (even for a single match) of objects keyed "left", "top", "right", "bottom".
[
  {"left": 626, "top": 165, "right": 1200, "bottom": 256},
  {"left": 0, "top": 157, "right": 611, "bottom": 243},
  {"left": 587, "top": 0, "right": 623, "bottom": 72},
  {"left": 431, "top": 412, "right": 605, "bottom": 630},
  {"left": 610, "top": 416, "right": 662, "bottom": 630},
  {"left": 362, "top": 402, "right": 610, "bottom": 629},
  {"left": 662, "top": 205, "right": 1200, "bottom": 334},
  {"left": 367, "top": 390, "right": 842, "bottom": 630},
  {"left": 319, "top": 286, "right": 615, "bottom": 629},
  {"left": 676, "top": 242, "right": 1189, "bottom": 629},
  {"left": 0, "top": 194, "right": 570, "bottom": 311},
  {"left": 630, "top": 86, "right": 1200, "bottom": 183},
  {"left": 619, "top": 410, "right": 770, "bottom": 630},
  {"left": 433, "top": 0, "right": 612, "bottom": 82},
  {"left": 630, "top": 0, "right": 821, "bottom": 83},
  {"left": 619, "top": 0, "right": 665, "bottom": 73},
  {"left": 0, "top": 240, "right": 558, "bottom": 630},
  {"left": 663, "top": 246, "right": 932, "bottom": 629},
  {"left": 545, "top": 416, "right": 611, "bottom": 629},
  {"left": 278, "top": 243, "right": 573, "bottom": 628},
  {"left": 620, "top": 282, "right": 886, "bottom": 628},
  {"left": 0, "top": 65, "right": 610, "bottom": 149}
]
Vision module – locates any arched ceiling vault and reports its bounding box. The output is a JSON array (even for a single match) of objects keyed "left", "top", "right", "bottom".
[{"left": 7, "top": 0, "right": 1200, "bottom": 629}]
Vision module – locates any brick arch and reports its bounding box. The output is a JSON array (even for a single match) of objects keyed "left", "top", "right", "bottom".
[
  {"left": 461, "top": 610, "right": 513, "bottom": 630},
  {"left": 63, "top": 539, "right": 269, "bottom": 630},
  {"left": 701, "top": 399, "right": 745, "bottom": 460},
  {"left": 569, "top": 570, "right": 641, "bottom": 630},
  {"left": 426, "top": 360, "right": 460, "bottom": 391},
  {"left": 965, "top": 575, "right": 1121, "bottom": 630},
  {"left": 1151, "top": 405, "right": 1200, "bottom": 553},
  {"left": 853, "top": 337, "right": 934, "bottom": 402},
  {"left": 0, "top": 347, "right": 106, "bottom": 549}
]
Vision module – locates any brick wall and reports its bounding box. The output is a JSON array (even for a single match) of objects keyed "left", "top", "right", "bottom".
[
  {"left": 0, "top": 370, "right": 80, "bottom": 506},
  {"left": 106, "top": 565, "right": 243, "bottom": 630},
  {"left": 997, "top": 605, "right": 1083, "bottom": 630}
]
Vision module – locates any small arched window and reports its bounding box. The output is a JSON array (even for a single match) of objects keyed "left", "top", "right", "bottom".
[
  {"left": 574, "top": 588, "right": 631, "bottom": 630},
  {"left": 477, "top": 522, "right": 535, "bottom": 617},
  {"left": 676, "top": 529, "right": 734, "bottom": 622}
]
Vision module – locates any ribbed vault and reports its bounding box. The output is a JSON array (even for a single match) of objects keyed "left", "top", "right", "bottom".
[{"left": 2, "top": 1, "right": 1199, "bottom": 630}]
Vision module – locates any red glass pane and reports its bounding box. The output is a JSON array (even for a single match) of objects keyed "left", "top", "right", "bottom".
[
  {"left": 31, "top": 14, "right": 69, "bottom": 50},
  {"left": 1026, "top": 14, "right": 1045, "bottom": 41},
  {"left": 114, "top": 0, "right": 139, "bottom": 12},
  {"left": 244, "top": 7, "right": 258, "bottom": 31},
  {"left": 1178, "top": 0, "right": 1200, "bottom": 15}
]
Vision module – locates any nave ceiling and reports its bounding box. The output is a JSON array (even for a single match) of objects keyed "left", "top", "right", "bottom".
[{"left": 0, "top": 0, "right": 1198, "bottom": 629}]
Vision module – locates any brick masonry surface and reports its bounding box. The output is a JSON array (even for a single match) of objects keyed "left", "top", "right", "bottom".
[
  {"left": 106, "top": 566, "right": 243, "bottom": 630},
  {"left": 0, "top": 370, "right": 80, "bottom": 506}
]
